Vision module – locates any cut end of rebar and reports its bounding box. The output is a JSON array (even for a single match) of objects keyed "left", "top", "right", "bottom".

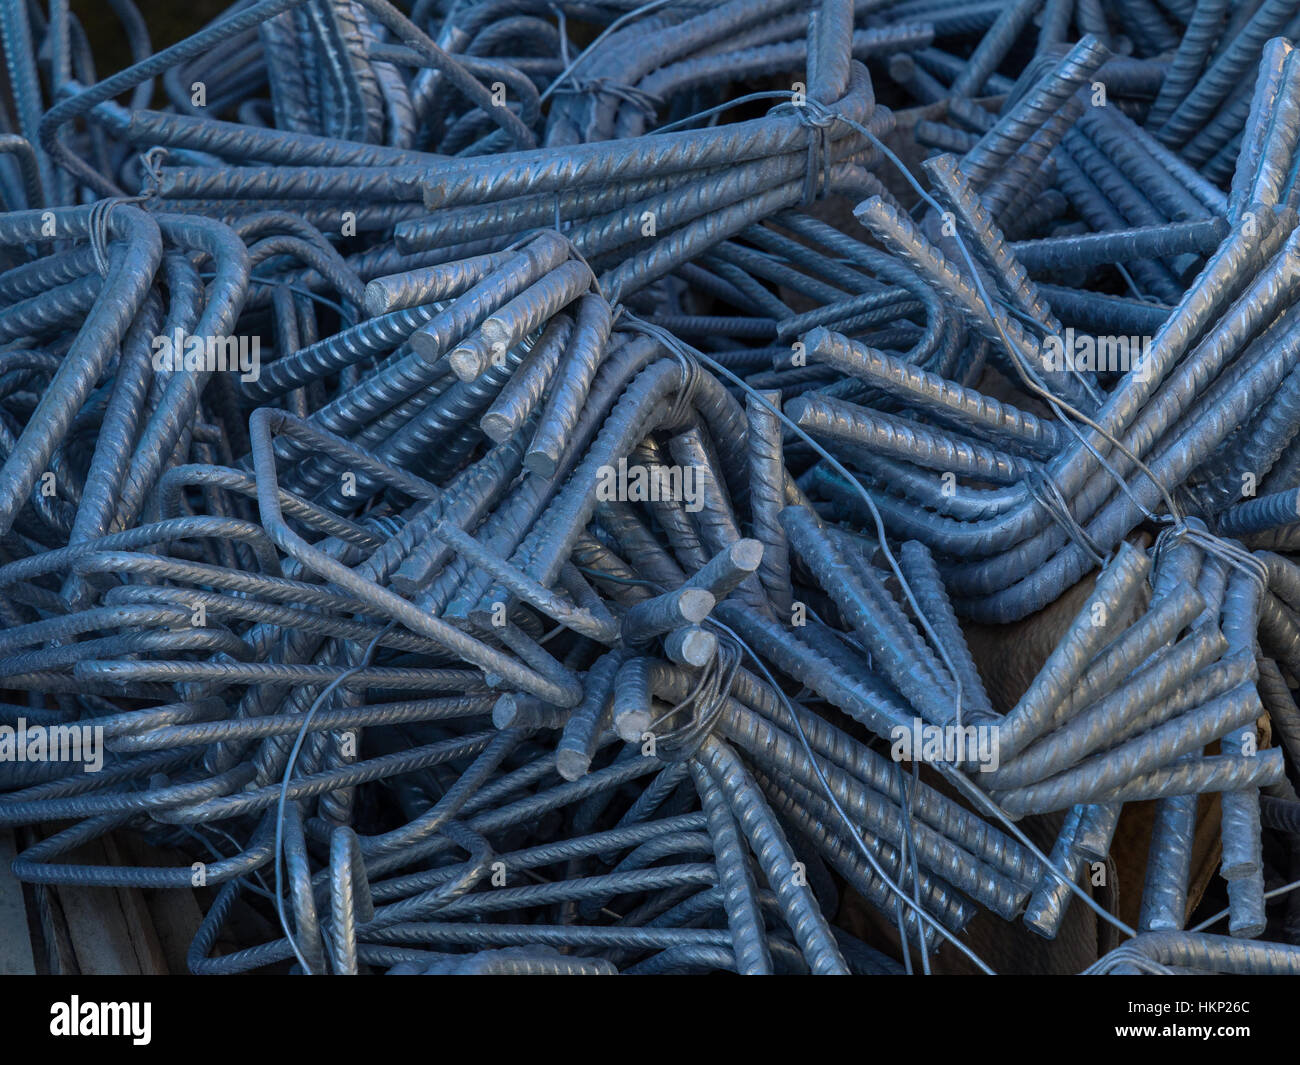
[
  {"left": 665, "top": 626, "right": 717, "bottom": 668},
  {"left": 801, "top": 326, "right": 833, "bottom": 355},
  {"left": 408, "top": 326, "right": 443, "bottom": 360},
  {"left": 449, "top": 345, "right": 484, "bottom": 381},
  {"left": 613, "top": 710, "right": 650, "bottom": 743},
  {"left": 729, "top": 538, "right": 765, "bottom": 573},
  {"left": 782, "top": 395, "right": 811, "bottom": 427},
  {"left": 492, "top": 694, "right": 521, "bottom": 728},
  {"left": 556, "top": 748, "right": 591, "bottom": 781},
  {"left": 524, "top": 445, "right": 561, "bottom": 479},
  {"left": 479, "top": 410, "right": 514, "bottom": 443},
  {"left": 362, "top": 283, "right": 391, "bottom": 318},
  {"left": 887, "top": 53, "right": 914, "bottom": 79},
  {"left": 852, "top": 195, "right": 888, "bottom": 226},
  {"left": 677, "top": 587, "right": 715, "bottom": 624}
]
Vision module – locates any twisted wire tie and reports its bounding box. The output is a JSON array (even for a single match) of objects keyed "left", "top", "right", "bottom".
[
  {"left": 771, "top": 96, "right": 838, "bottom": 207},
  {"left": 664, "top": 343, "right": 702, "bottom": 429},
  {"left": 1025, "top": 468, "right": 1108, "bottom": 567},
  {"left": 651, "top": 634, "right": 742, "bottom": 763},
  {"left": 1154, "top": 519, "right": 1269, "bottom": 597},
  {"left": 89, "top": 147, "right": 168, "bottom": 277}
]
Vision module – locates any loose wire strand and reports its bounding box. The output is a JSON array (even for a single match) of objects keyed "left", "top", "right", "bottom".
[{"left": 274, "top": 622, "right": 394, "bottom": 974}]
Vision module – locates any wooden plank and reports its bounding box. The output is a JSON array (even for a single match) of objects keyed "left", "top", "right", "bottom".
[
  {"left": 55, "top": 838, "right": 168, "bottom": 975},
  {"left": 102, "top": 835, "right": 171, "bottom": 974},
  {"left": 118, "top": 834, "right": 206, "bottom": 976}
]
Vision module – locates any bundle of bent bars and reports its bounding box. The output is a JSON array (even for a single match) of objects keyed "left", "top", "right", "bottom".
[{"left": 4, "top": 0, "right": 1300, "bottom": 975}]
